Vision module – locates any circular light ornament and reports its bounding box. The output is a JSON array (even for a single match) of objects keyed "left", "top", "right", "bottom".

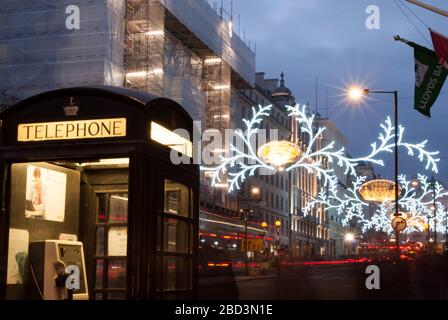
[
  {"left": 358, "top": 179, "right": 402, "bottom": 203},
  {"left": 257, "top": 140, "right": 302, "bottom": 168}
]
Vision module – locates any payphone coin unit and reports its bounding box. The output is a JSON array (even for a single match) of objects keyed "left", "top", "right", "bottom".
[{"left": 28, "top": 240, "right": 89, "bottom": 300}]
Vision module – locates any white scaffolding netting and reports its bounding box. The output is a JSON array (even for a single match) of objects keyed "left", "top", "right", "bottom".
[{"left": 0, "top": 0, "right": 125, "bottom": 100}]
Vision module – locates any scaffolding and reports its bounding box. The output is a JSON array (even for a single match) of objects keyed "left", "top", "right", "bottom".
[
  {"left": 0, "top": 0, "right": 125, "bottom": 100},
  {"left": 0, "top": 0, "right": 254, "bottom": 125},
  {"left": 124, "top": 0, "right": 240, "bottom": 129},
  {"left": 0, "top": 0, "right": 254, "bottom": 211},
  {"left": 124, "top": 0, "right": 165, "bottom": 96}
]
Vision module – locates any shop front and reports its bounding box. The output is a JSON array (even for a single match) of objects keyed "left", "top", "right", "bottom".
[{"left": 0, "top": 86, "right": 199, "bottom": 300}]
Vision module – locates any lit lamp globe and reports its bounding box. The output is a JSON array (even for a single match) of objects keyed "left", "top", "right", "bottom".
[
  {"left": 251, "top": 187, "right": 260, "bottom": 196},
  {"left": 261, "top": 222, "right": 268, "bottom": 229},
  {"left": 274, "top": 220, "right": 282, "bottom": 228},
  {"left": 349, "top": 88, "right": 364, "bottom": 100},
  {"left": 345, "top": 233, "right": 355, "bottom": 242},
  {"left": 358, "top": 179, "right": 402, "bottom": 203},
  {"left": 348, "top": 87, "right": 370, "bottom": 101},
  {"left": 257, "top": 140, "right": 301, "bottom": 170}
]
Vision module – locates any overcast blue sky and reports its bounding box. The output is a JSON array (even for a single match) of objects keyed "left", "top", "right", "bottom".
[{"left": 229, "top": 0, "right": 448, "bottom": 182}]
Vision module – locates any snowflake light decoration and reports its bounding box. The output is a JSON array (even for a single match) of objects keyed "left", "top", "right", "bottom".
[
  {"left": 306, "top": 174, "right": 448, "bottom": 235},
  {"left": 202, "top": 104, "right": 440, "bottom": 193}
]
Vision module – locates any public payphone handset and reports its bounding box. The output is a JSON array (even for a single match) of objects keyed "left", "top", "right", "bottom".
[{"left": 29, "top": 240, "right": 89, "bottom": 300}]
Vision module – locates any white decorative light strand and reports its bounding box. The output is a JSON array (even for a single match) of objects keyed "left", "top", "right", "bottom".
[
  {"left": 202, "top": 104, "right": 275, "bottom": 192},
  {"left": 287, "top": 105, "right": 440, "bottom": 175},
  {"left": 307, "top": 174, "right": 448, "bottom": 235},
  {"left": 202, "top": 103, "right": 440, "bottom": 193}
]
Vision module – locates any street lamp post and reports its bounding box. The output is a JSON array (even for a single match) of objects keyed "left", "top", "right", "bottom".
[
  {"left": 239, "top": 208, "right": 249, "bottom": 275},
  {"left": 412, "top": 176, "right": 439, "bottom": 251},
  {"left": 250, "top": 186, "right": 262, "bottom": 265},
  {"left": 349, "top": 88, "right": 401, "bottom": 260},
  {"left": 251, "top": 187, "right": 262, "bottom": 223},
  {"left": 345, "top": 232, "right": 355, "bottom": 257},
  {"left": 430, "top": 177, "right": 437, "bottom": 245},
  {"left": 238, "top": 186, "right": 262, "bottom": 276},
  {"left": 307, "top": 213, "right": 311, "bottom": 258},
  {"left": 275, "top": 219, "right": 282, "bottom": 274},
  {"left": 445, "top": 209, "right": 448, "bottom": 244},
  {"left": 275, "top": 219, "right": 282, "bottom": 251},
  {"left": 261, "top": 221, "right": 268, "bottom": 260}
]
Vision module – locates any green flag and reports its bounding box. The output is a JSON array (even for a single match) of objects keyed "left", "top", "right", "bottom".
[{"left": 408, "top": 41, "right": 447, "bottom": 117}]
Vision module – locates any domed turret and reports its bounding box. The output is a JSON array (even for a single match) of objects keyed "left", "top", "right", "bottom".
[
  {"left": 271, "top": 72, "right": 295, "bottom": 108},
  {"left": 272, "top": 72, "right": 292, "bottom": 99}
]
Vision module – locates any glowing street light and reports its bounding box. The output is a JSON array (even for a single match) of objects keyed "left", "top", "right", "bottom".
[
  {"left": 345, "top": 233, "right": 355, "bottom": 242},
  {"left": 348, "top": 87, "right": 369, "bottom": 100},
  {"left": 251, "top": 187, "right": 260, "bottom": 196},
  {"left": 347, "top": 86, "right": 401, "bottom": 258},
  {"left": 261, "top": 221, "right": 268, "bottom": 229},
  {"left": 275, "top": 220, "right": 282, "bottom": 228}
]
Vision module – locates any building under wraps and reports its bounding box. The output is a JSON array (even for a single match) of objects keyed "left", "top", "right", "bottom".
[{"left": 0, "top": 0, "right": 255, "bottom": 126}]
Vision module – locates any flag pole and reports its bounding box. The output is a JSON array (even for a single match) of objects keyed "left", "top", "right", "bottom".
[
  {"left": 405, "top": 0, "right": 448, "bottom": 18},
  {"left": 394, "top": 35, "right": 410, "bottom": 44}
]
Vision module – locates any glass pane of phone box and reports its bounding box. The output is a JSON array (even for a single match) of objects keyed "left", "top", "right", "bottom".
[{"left": 6, "top": 159, "right": 129, "bottom": 300}]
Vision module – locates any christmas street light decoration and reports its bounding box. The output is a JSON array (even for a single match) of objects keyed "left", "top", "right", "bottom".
[
  {"left": 353, "top": 175, "right": 447, "bottom": 234},
  {"left": 367, "top": 202, "right": 447, "bottom": 235},
  {"left": 257, "top": 140, "right": 302, "bottom": 168},
  {"left": 358, "top": 179, "right": 402, "bottom": 203},
  {"left": 306, "top": 174, "right": 448, "bottom": 235},
  {"left": 203, "top": 104, "right": 276, "bottom": 192},
  {"left": 202, "top": 103, "right": 440, "bottom": 192},
  {"left": 285, "top": 104, "right": 439, "bottom": 175}
]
